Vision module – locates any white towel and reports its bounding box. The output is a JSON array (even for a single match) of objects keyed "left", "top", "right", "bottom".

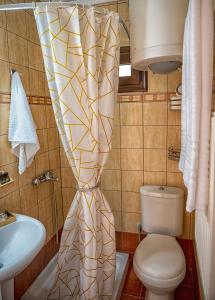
[
  {"left": 179, "top": 0, "right": 213, "bottom": 212},
  {"left": 8, "top": 72, "right": 40, "bottom": 174}
]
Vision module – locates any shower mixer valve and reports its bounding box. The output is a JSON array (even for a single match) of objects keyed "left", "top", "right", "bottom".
[{"left": 32, "top": 170, "right": 59, "bottom": 186}]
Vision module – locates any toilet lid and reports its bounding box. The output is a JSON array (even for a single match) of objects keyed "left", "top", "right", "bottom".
[{"left": 134, "top": 234, "right": 186, "bottom": 281}]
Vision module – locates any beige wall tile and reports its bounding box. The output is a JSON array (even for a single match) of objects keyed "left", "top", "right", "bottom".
[
  {"left": 101, "top": 169, "right": 121, "bottom": 191},
  {"left": 121, "top": 149, "right": 143, "bottom": 170},
  {"left": 144, "top": 126, "right": 167, "bottom": 149},
  {"left": 45, "top": 216, "right": 54, "bottom": 242},
  {"left": 0, "top": 103, "right": 9, "bottom": 135},
  {"left": 0, "top": 135, "right": 16, "bottom": 166},
  {"left": 0, "top": 28, "right": 8, "bottom": 61},
  {"left": 26, "top": 205, "right": 39, "bottom": 219},
  {"left": 19, "top": 161, "right": 35, "bottom": 187},
  {"left": 102, "top": 190, "right": 121, "bottom": 211},
  {"left": 29, "top": 69, "right": 45, "bottom": 96},
  {"left": 122, "top": 170, "right": 143, "bottom": 192},
  {"left": 61, "top": 167, "right": 76, "bottom": 188},
  {"left": 55, "top": 188, "right": 64, "bottom": 229},
  {"left": 20, "top": 183, "right": 37, "bottom": 213},
  {"left": 0, "top": 11, "right": 6, "bottom": 29},
  {"left": 122, "top": 212, "right": 141, "bottom": 233},
  {"left": 105, "top": 149, "right": 120, "bottom": 170},
  {"left": 6, "top": 10, "right": 26, "bottom": 38},
  {"left": 112, "top": 125, "right": 120, "bottom": 149},
  {"left": 167, "top": 70, "right": 181, "bottom": 93},
  {"left": 167, "top": 158, "right": 180, "bottom": 173},
  {"left": 121, "top": 126, "right": 143, "bottom": 149},
  {"left": 28, "top": 42, "right": 44, "bottom": 71},
  {"left": 120, "top": 102, "right": 142, "bottom": 125},
  {"left": 0, "top": 189, "right": 21, "bottom": 213},
  {"left": 0, "top": 60, "right": 10, "bottom": 93},
  {"left": 143, "top": 102, "right": 167, "bottom": 125},
  {"left": 44, "top": 79, "right": 50, "bottom": 98},
  {"left": 167, "top": 126, "right": 181, "bottom": 148},
  {"left": 26, "top": 13, "right": 40, "bottom": 44},
  {"left": 114, "top": 102, "right": 120, "bottom": 126},
  {"left": 38, "top": 196, "right": 52, "bottom": 224},
  {"left": 37, "top": 181, "right": 52, "bottom": 201},
  {"left": 168, "top": 109, "right": 181, "bottom": 126},
  {"left": 122, "top": 192, "right": 140, "bottom": 213},
  {"left": 46, "top": 105, "right": 56, "bottom": 128},
  {"left": 49, "top": 149, "right": 60, "bottom": 170},
  {"left": 60, "top": 147, "right": 70, "bottom": 168},
  {"left": 8, "top": 32, "right": 28, "bottom": 66},
  {"left": 148, "top": 69, "right": 167, "bottom": 93},
  {"left": 31, "top": 104, "right": 46, "bottom": 129},
  {"left": 48, "top": 127, "right": 59, "bottom": 150},
  {"left": 113, "top": 210, "right": 122, "bottom": 231},
  {"left": 37, "top": 129, "right": 48, "bottom": 155},
  {"left": 144, "top": 171, "right": 166, "bottom": 186},
  {"left": 0, "top": 197, "right": 4, "bottom": 212},
  {"left": 35, "top": 152, "right": 49, "bottom": 175},
  {"left": 62, "top": 187, "right": 76, "bottom": 218},
  {"left": 167, "top": 172, "right": 186, "bottom": 191},
  {"left": 144, "top": 149, "right": 167, "bottom": 172},
  {"left": 53, "top": 168, "right": 61, "bottom": 191},
  {"left": 180, "top": 213, "right": 194, "bottom": 240}
]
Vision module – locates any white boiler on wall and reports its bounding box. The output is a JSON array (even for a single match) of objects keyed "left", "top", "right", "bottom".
[{"left": 129, "top": 0, "right": 188, "bottom": 74}]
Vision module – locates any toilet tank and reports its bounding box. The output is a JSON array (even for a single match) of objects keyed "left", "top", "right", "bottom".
[{"left": 140, "top": 185, "right": 184, "bottom": 236}]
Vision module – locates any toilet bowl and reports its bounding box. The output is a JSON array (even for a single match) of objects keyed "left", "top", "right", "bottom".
[
  {"left": 134, "top": 234, "right": 186, "bottom": 300},
  {"left": 134, "top": 185, "right": 186, "bottom": 300}
]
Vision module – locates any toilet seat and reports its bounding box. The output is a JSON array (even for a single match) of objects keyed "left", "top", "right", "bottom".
[{"left": 133, "top": 234, "right": 186, "bottom": 289}]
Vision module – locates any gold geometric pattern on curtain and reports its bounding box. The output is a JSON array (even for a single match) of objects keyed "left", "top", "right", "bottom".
[{"left": 34, "top": 5, "right": 120, "bottom": 299}]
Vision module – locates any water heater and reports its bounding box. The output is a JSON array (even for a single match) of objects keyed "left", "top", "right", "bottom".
[{"left": 129, "top": 0, "right": 188, "bottom": 74}]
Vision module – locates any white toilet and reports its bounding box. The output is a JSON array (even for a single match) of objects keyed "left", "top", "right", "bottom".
[{"left": 133, "top": 185, "right": 186, "bottom": 300}]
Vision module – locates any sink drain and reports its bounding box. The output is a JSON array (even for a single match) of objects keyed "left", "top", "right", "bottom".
[{"left": 0, "top": 263, "right": 3, "bottom": 269}]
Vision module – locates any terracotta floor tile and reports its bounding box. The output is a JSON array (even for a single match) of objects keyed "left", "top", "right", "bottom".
[
  {"left": 181, "top": 266, "right": 194, "bottom": 288},
  {"left": 120, "top": 293, "right": 141, "bottom": 300},
  {"left": 140, "top": 285, "right": 146, "bottom": 298},
  {"left": 175, "top": 286, "right": 195, "bottom": 300},
  {"left": 123, "top": 266, "right": 142, "bottom": 296}
]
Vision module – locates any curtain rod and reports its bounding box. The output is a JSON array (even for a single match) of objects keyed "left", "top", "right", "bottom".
[{"left": 0, "top": 1, "right": 130, "bottom": 39}]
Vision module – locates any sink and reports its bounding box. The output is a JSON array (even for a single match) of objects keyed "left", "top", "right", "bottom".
[{"left": 0, "top": 214, "right": 46, "bottom": 300}]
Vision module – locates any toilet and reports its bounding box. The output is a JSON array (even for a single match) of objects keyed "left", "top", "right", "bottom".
[{"left": 133, "top": 185, "right": 186, "bottom": 300}]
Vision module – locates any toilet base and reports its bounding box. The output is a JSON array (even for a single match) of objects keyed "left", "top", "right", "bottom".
[{"left": 145, "top": 289, "right": 174, "bottom": 300}]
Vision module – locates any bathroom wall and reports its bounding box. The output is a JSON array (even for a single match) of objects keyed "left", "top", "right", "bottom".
[
  {"left": 0, "top": 0, "right": 193, "bottom": 246},
  {"left": 0, "top": 1, "right": 64, "bottom": 243},
  {"left": 104, "top": 70, "right": 194, "bottom": 240},
  {"left": 60, "top": 69, "right": 194, "bottom": 240}
]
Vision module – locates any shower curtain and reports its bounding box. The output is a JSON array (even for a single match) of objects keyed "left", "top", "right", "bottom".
[
  {"left": 179, "top": 0, "right": 214, "bottom": 212},
  {"left": 34, "top": 5, "right": 120, "bottom": 299}
]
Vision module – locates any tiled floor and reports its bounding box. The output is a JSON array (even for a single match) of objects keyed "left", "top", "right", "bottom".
[{"left": 118, "top": 236, "right": 201, "bottom": 300}]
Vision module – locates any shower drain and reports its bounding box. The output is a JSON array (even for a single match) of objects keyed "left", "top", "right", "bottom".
[{"left": 0, "top": 262, "right": 3, "bottom": 269}]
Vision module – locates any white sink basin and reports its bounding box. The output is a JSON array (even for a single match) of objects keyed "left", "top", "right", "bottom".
[{"left": 0, "top": 214, "right": 46, "bottom": 300}]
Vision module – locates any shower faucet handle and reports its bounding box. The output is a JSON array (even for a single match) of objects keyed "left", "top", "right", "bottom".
[{"left": 32, "top": 170, "right": 59, "bottom": 186}]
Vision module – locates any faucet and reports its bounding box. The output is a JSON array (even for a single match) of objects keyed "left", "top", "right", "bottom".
[
  {"left": 32, "top": 170, "right": 59, "bottom": 244},
  {"left": 32, "top": 170, "right": 58, "bottom": 186}
]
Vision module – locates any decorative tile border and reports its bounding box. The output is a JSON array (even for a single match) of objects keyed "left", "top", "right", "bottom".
[
  {"left": 1, "top": 92, "right": 176, "bottom": 105},
  {"left": 0, "top": 93, "right": 52, "bottom": 105},
  {"left": 117, "top": 92, "right": 175, "bottom": 103}
]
